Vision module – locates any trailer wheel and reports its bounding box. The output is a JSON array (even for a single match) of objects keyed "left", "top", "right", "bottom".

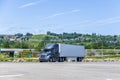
[
  {"left": 77, "top": 57, "right": 82, "bottom": 62},
  {"left": 77, "top": 57, "right": 79, "bottom": 62}
]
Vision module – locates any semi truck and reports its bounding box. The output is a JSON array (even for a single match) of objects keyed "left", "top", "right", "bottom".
[{"left": 39, "top": 43, "right": 86, "bottom": 62}]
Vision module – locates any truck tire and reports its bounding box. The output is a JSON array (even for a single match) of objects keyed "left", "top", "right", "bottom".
[
  {"left": 49, "top": 57, "right": 53, "bottom": 62},
  {"left": 40, "top": 61, "right": 43, "bottom": 62},
  {"left": 39, "top": 58, "right": 42, "bottom": 62},
  {"left": 63, "top": 57, "right": 66, "bottom": 62},
  {"left": 58, "top": 57, "right": 64, "bottom": 62},
  {"left": 77, "top": 57, "right": 79, "bottom": 62}
]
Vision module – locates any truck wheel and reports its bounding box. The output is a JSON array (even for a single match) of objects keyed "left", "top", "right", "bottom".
[
  {"left": 40, "top": 61, "right": 42, "bottom": 62},
  {"left": 58, "top": 57, "right": 63, "bottom": 62},
  {"left": 63, "top": 57, "right": 66, "bottom": 62},
  {"left": 39, "top": 59, "right": 42, "bottom": 62},
  {"left": 49, "top": 57, "right": 53, "bottom": 62},
  {"left": 61, "top": 57, "right": 64, "bottom": 62}
]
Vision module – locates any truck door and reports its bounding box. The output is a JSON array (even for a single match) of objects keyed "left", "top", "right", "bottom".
[{"left": 54, "top": 44, "right": 59, "bottom": 58}]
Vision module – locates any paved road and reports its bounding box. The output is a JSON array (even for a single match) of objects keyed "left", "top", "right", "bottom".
[{"left": 0, "top": 62, "right": 120, "bottom": 80}]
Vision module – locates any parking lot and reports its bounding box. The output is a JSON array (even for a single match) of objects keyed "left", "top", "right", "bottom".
[{"left": 0, "top": 62, "right": 120, "bottom": 80}]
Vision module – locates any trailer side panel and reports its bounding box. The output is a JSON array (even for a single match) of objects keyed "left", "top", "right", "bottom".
[{"left": 59, "top": 44, "right": 85, "bottom": 57}]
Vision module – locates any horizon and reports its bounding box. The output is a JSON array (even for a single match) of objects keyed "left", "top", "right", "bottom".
[
  {"left": 0, "top": 31, "right": 120, "bottom": 36},
  {"left": 0, "top": 0, "right": 120, "bottom": 35}
]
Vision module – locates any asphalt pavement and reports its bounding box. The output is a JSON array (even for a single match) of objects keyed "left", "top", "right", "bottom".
[{"left": 0, "top": 62, "right": 120, "bottom": 80}]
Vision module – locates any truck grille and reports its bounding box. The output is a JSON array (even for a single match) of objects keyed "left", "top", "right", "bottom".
[{"left": 41, "top": 55, "right": 45, "bottom": 58}]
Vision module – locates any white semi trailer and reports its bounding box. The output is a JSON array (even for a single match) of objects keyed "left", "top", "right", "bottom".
[{"left": 39, "top": 43, "right": 86, "bottom": 62}]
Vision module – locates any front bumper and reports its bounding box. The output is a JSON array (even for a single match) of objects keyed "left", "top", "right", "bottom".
[{"left": 39, "top": 58, "right": 49, "bottom": 62}]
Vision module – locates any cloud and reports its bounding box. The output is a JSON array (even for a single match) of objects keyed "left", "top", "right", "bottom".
[
  {"left": 95, "top": 16, "right": 120, "bottom": 24},
  {"left": 43, "top": 9, "right": 80, "bottom": 20},
  {"left": 18, "top": 1, "right": 41, "bottom": 8},
  {"left": 44, "top": 12, "right": 65, "bottom": 19},
  {"left": 84, "top": 16, "right": 120, "bottom": 26},
  {"left": 71, "top": 9, "right": 80, "bottom": 13},
  {"left": 70, "top": 16, "right": 120, "bottom": 27},
  {"left": 52, "top": 16, "right": 120, "bottom": 31}
]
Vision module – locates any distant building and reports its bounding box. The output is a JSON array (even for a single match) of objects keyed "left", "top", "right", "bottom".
[
  {"left": 0, "top": 34, "right": 15, "bottom": 40},
  {"left": 0, "top": 34, "right": 29, "bottom": 42}
]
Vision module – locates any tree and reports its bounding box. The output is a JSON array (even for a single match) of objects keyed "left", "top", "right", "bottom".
[
  {"left": 15, "top": 33, "right": 23, "bottom": 37},
  {"left": 14, "top": 42, "right": 29, "bottom": 49},
  {"left": 14, "top": 42, "right": 21, "bottom": 48},
  {"left": 26, "top": 33, "right": 33, "bottom": 37},
  {"left": 21, "top": 42, "right": 29, "bottom": 49},
  {"left": 3, "top": 41, "right": 10, "bottom": 48},
  {"left": 47, "top": 31, "right": 51, "bottom": 35},
  {"left": 36, "top": 41, "right": 45, "bottom": 51}
]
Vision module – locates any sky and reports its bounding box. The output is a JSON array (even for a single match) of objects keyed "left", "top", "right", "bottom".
[{"left": 0, "top": 0, "right": 120, "bottom": 35}]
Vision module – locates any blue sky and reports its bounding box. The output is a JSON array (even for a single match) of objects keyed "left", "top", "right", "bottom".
[{"left": 0, "top": 0, "right": 120, "bottom": 35}]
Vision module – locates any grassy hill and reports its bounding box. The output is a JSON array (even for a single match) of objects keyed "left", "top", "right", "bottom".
[
  {"left": 29, "top": 34, "right": 47, "bottom": 48},
  {"left": 28, "top": 34, "right": 59, "bottom": 48}
]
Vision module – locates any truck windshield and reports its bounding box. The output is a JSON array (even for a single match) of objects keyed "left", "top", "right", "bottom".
[{"left": 43, "top": 49, "right": 51, "bottom": 54}]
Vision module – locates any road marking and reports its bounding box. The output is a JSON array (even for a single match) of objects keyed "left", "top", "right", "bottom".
[
  {"left": 106, "top": 79, "right": 112, "bottom": 80},
  {"left": 0, "top": 74, "right": 24, "bottom": 78}
]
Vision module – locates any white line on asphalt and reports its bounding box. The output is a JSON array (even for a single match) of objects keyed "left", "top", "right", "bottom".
[
  {"left": 0, "top": 74, "right": 24, "bottom": 78},
  {"left": 106, "top": 79, "right": 112, "bottom": 80}
]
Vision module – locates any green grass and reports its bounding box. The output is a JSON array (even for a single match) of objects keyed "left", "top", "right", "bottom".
[
  {"left": 28, "top": 34, "right": 60, "bottom": 48},
  {"left": 29, "top": 34, "right": 47, "bottom": 47}
]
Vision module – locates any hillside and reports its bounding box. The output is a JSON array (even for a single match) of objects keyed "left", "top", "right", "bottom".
[
  {"left": 46, "top": 32, "right": 120, "bottom": 49},
  {"left": 1, "top": 32, "right": 120, "bottom": 50},
  {"left": 29, "top": 34, "right": 46, "bottom": 48},
  {"left": 26, "top": 32, "right": 120, "bottom": 50},
  {"left": 28, "top": 34, "right": 59, "bottom": 50}
]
